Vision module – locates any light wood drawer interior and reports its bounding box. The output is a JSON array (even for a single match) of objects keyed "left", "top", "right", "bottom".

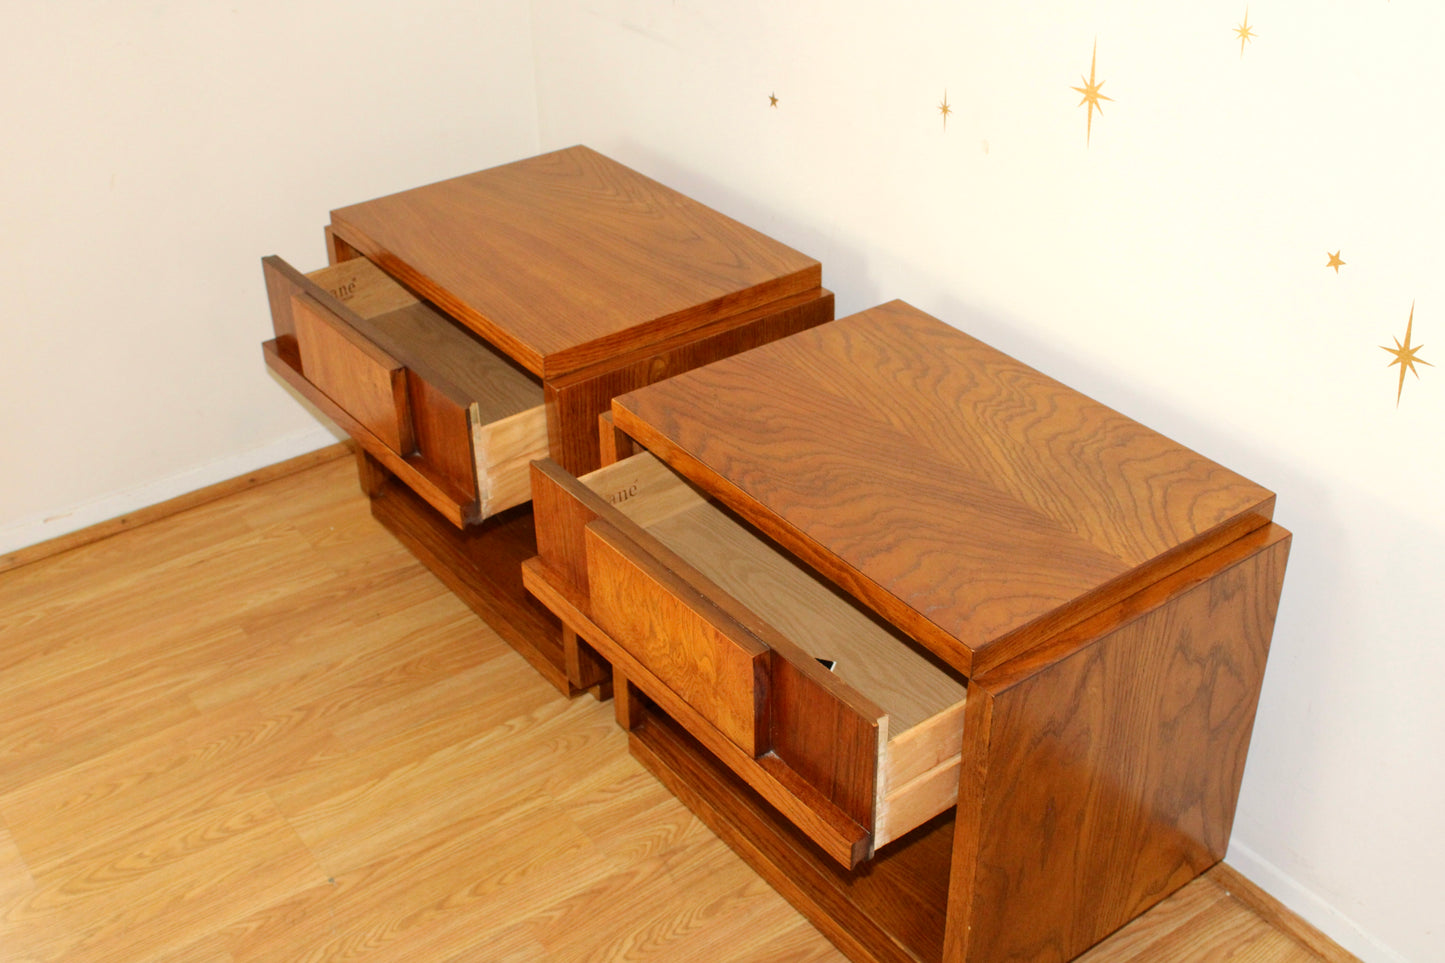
[
  {"left": 580, "top": 452, "right": 968, "bottom": 861},
  {"left": 276, "top": 257, "right": 548, "bottom": 523}
]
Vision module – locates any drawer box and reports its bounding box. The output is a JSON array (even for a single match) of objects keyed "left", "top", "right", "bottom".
[
  {"left": 529, "top": 451, "right": 967, "bottom": 867},
  {"left": 262, "top": 255, "right": 547, "bottom": 526}
]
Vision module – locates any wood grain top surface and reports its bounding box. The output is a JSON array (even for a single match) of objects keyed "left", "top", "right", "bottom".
[
  {"left": 330, "top": 146, "right": 821, "bottom": 378},
  {"left": 611, "top": 300, "right": 1276, "bottom": 674}
]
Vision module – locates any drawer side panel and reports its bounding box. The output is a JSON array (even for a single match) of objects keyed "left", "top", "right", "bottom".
[{"left": 945, "top": 524, "right": 1291, "bottom": 963}]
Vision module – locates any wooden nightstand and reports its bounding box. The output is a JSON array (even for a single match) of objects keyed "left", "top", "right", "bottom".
[
  {"left": 261, "top": 146, "right": 833, "bottom": 694},
  {"left": 524, "top": 300, "right": 1290, "bottom": 963}
]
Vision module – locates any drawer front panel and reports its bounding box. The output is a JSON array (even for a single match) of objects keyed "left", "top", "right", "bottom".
[
  {"left": 292, "top": 292, "right": 414, "bottom": 455},
  {"left": 586, "top": 520, "right": 771, "bottom": 757}
]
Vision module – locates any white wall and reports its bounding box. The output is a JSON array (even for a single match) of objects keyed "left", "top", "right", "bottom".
[
  {"left": 527, "top": 2, "right": 1440, "bottom": 960},
  {"left": 0, "top": 1, "right": 539, "bottom": 552}
]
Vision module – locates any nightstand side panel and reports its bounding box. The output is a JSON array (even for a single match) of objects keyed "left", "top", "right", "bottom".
[{"left": 944, "top": 525, "right": 1290, "bottom": 963}]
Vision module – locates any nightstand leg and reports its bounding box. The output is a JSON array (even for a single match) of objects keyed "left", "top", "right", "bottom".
[
  {"left": 564, "top": 627, "right": 613, "bottom": 701},
  {"left": 614, "top": 669, "right": 642, "bottom": 731},
  {"left": 354, "top": 446, "right": 387, "bottom": 498}
]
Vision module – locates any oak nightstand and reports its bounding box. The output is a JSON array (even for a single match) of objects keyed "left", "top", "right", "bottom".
[
  {"left": 524, "top": 300, "right": 1289, "bottom": 963},
  {"left": 261, "top": 146, "right": 833, "bottom": 694}
]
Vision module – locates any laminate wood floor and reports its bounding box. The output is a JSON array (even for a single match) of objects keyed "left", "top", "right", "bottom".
[{"left": 0, "top": 453, "right": 1348, "bottom": 962}]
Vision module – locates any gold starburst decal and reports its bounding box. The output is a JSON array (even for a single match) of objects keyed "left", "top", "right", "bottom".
[
  {"left": 1380, "top": 301, "right": 1432, "bottom": 406},
  {"left": 768, "top": 92, "right": 778, "bottom": 108},
  {"left": 1235, "top": 9, "right": 1256, "bottom": 58},
  {"left": 1327, "top": 251, "right": 1345, "bottom": 273},
  {"left": 939, "top": 90, "right": 952, "bottom": 130},
  {"left": 1072, "top": 40, "right": 1112, "bottom": 146}
]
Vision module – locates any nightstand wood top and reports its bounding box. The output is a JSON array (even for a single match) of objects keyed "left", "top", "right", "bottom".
[
  {"left": 611, "top": 300, "right": 1276, "bottom": 675},
  {"left": 330, "top": 146, "right": 821, "bottom": 379}
]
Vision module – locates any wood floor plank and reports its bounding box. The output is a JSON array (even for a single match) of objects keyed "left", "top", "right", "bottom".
[
  {"left": 17, "top": 792, "right": 290, "bottom": 907},
  {"left": 227, "top": 455, "right": 368, "bottom": 533},
  {"left": 564, "top": 758, "right": 705, "bottom": 866},
  {"left": 260, "top": 649, "right": 558, "bottom": 819},
  {"left": 326, "top": 646, "right": 524, "bottom": 750},
  {"left": 0, "top": 505, "right": 254, "bottom": 621},
  {"left": 0, "top": 681, "right": 202, "bottom": 791},
  {"left": 198, "top": 565, "right": 450, "bottom": 698},
  {"left": 0, "top": 453, "right": 1353, "bottom": 963},
  {"left": 190, "top": 589, "right": 492, "bottom": 719},
  {"left": 522, "top": 835, "right": 825, "bottom": 962},
  {"left": 0, "top": 516, "right": 332, "bottom": 638},
  {"left": 0, "top": 793, "right": 323, "bottom": 963},
  {"left": 1076, "top": 873, "right": 1327, "bottom": 963},
  {"left": 0, "top": 623, "right": 232, "bottom": 724},
  {"left": 1075, "top": 874, "right": 1234, "bottom": 962},
  {"left": 0, "top": 818, "right": 36, "bottom": 916},
  {"left": 0, "top": 698, "right": 339, "bottom": 875},
  {"left": 295, "top": 822, "right": 604, "bottom": 963},
  {"left": 150, "top": 939, "right": 239, "bottom": 963},
  {"left": 1210, "top": 864, "right": 1362, "bottom": 963},
  {"left": 273, "top": 684, "right": 619, "bottom": 876},
  {"left": 1137, "top": 895, "right": 1319, "bottom": 962},
  {"left": 209, "top": 785, "right": 602, "bottom": 962},
  {"left": 0, "top": 444, "right": 349, "bottom": 576},
  {"left": 0, "top": 526, "right": 341, "bottom": 770}
]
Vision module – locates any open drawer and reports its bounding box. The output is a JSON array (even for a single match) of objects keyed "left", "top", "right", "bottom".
[
  {"left": 261, "top": 255, "right": 547, "bottom": 526},
  {"left": 529, "top": 452, "right": 968, "bottom": 868}
]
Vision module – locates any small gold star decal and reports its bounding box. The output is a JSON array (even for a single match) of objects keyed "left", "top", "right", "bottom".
[
  {"left": 1072, "top": 39, "right": 1112, "bottom": 146},
  {"left": 939, "top": 90, "right": 952, "bottom": 130},
  {"left": 768, "top": 93, "right": 778, "bottom": 108},
  {"left": 1380, "top": 301, "right": 1432, "bottom": 406},
  {"left": 1327, "top": 251, "right": 1345, "bottom": 273},
  {"left": 1235, "top": 9, "right": 1256, "bottom": 58}
]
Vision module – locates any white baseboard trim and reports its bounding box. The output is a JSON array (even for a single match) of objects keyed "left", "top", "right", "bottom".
[
  {"left": 1226, "top": 840, "right": 1407, "bottom": 963},
  {"left": 0, "top": 426, "right": 342, "bottom": 557}
]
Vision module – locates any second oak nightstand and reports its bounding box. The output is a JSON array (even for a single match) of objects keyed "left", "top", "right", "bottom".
[{"left": 523, "top": 300, "right": 1290, "bottom": 963}]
